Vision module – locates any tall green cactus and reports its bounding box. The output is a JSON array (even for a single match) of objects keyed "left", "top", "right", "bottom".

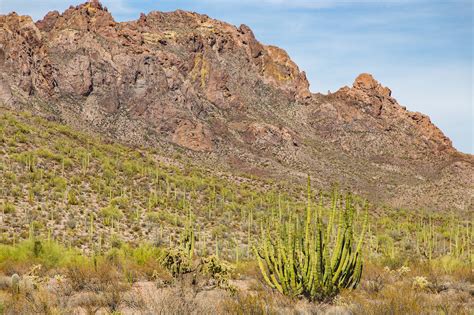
[
  {"left": 254, "top": 178, "right": 368, "bottom": 300},
  {"left": 181, "top": 215, "right": 195, "bottom": 260}
]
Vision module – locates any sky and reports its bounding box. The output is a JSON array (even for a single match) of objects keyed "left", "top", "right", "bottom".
[{"left": 1, "top": 0, "right": 472, "bottom": 153}]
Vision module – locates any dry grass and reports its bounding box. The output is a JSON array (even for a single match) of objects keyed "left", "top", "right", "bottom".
[
  {"left": 0, "top": 257, "right": 472, "bottom": 314},
  {"left": 338, "top": 262, "right": 473, "bottom": 315},
  {"left": 221, "top": 291, "right": 281, "bottom": 315}
]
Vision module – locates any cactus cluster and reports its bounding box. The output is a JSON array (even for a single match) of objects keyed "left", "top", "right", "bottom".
[
  {"left": 159, "top": 247, "right": 193, "bottom": 277},
  {"left": 159, "top": 211, "right": 196, "bottom": 276},
  {"left": 200, "top": 255, "right": 235, "bottom": 289},
  {"left": 254, "top": 177, "right": 368, "bottom": 300}
]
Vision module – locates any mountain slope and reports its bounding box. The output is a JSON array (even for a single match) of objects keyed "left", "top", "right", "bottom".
[{"left": 0, "top": 0, "right": 472, "bottom": 210}]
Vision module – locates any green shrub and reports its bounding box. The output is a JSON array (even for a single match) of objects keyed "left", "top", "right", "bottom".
[
  {"left": 100, "top": 205, "right": 123, "bottom": 224},
  {"left": 0, "top": 240, "right": 83, "bottom": 269},
  {"left": 110, "top": 196, "right": 129, "bottom": 209},
  {"left": 130, "top": 244, "right": 163, "bottom": 265},
  {"left": 2, "top": 202, "right": 15, "bottom": 214},
  {"left": 51, "top": 176, "right": 67, "bottom": 193},
  {"left": 67, "top": 189, "right": 79, "bottom": 205}
]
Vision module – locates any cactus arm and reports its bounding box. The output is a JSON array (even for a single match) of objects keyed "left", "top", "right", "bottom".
[
  {"left": 270, "top": 274, "right": 284, "bottom": 294},
  {"left": 255, "top": 247, "right": 275, "bottom": 289}
]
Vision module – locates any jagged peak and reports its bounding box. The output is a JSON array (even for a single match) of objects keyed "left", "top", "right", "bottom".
[
  {"left": 84, "top": 0, "right": 106, "bottom": 10},
  {"left": 70, "top": 0, "right": 109, "bottom": 14},
  {"left": 332, "top": 73, "right": 454, "bottom": 153},
  {"left": 1, "top": 11, "right": 35, "bottom": 24},
  {"left": 36, "top": 0, "right": 115, "bottom": 32},
  {"left": 353, "top": 73, "right": 378, "bottom": 90},
  {"left": 352, "top": 73, "right": 391, "bottom": 97},
  {"left": 0, "top": 12, "right": 42, "bottom": 44}
]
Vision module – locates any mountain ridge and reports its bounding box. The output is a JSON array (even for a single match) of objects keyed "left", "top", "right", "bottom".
[{"left": 0, "top": 0, "right": 472, "bottom": 211}]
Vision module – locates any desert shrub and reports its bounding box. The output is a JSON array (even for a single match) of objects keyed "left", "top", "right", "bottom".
[
  {"left": 106, "top": 247, "right": 127, "bottom": 268},
  {"left": 1, "top": 201, "right": 15, "bottom": 214},
  {"left": 129, "top": 243, "right": 162, "bottom": 265},
  {"left": 100, "top": 205, "right": 123, "bottom": 224},
  {"left": 35, "top": 147, "right": 55, "bottom": 160},
  {"left": 120, "top": 160, "right": 140, "bottom": 176},
  {"left": 0, "top": 240, "right": 84, "bottom": 271},
  {"left": 124, "top": 244, "right": 170, "bottom": 280},
  {"left": 146, "top": 211, "right": 161, "bottom": 223},
  {"left": 2, "top": 287, "right": 59, "bottom": 315},
  {"left": 51, "top": 176, "right": 67, "bottom": 193},
  {"left": 62, "top": 156, "right": 73, "bottom": 168},
  {"left": 109, "top": 235, "right": 123, "bottom": 249},
  {"left": 110, "top": 196, "right": 129, "bottom": 209},
  {"left": 67, "top": 189, "right": 79, "bottom": 205},
  {"left": 66, "top": 258, "right": 122, "bottom": 292},
  {"left": 234, "top": 260, "right": 261, "bottom": 279},
  {"left": 221, "top": 291, "right": 279, "bottom": 315},
  {"left": 431, "top": 255, "right": 467, "bottom": 273}
]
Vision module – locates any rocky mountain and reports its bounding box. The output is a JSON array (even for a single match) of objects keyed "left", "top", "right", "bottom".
[{"left": 0, "top": 0, "right": 472, "bottom": 210}]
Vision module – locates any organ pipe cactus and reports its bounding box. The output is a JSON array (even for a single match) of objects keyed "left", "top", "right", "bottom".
[{"left": 254, "top": 177, "right": 368, "bottom": 300}]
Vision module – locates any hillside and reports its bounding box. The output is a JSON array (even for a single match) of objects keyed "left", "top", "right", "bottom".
[
  {"left": 0, "top": 108, "right": 472, "bottom": 314},
  {"left": 0, "top": 0, "right": 472, "bottom": 211}
]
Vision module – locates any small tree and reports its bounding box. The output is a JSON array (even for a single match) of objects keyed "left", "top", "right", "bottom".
[{"left": 254, "top": 178, "right": 368, "bottom": 301}]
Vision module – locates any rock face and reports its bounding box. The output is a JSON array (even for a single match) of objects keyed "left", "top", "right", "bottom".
[{"left": 0, "top": 1, "right": 472, "bottom": 210}]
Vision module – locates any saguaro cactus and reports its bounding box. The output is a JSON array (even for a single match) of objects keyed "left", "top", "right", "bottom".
[
  {"left": 181, "top": 216, "right": 195, "bottom": 261},
  {"left": 254, "top": 178, "right": 368, "bottom": 300}
]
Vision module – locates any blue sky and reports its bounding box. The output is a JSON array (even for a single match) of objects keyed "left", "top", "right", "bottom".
[{"left": 1, "top": 0, "right": 472, "bottom": 153}]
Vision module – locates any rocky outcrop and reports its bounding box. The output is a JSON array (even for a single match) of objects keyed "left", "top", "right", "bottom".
[
  {"left": 353, "top": 73, "right": 392, "bottom": 96},
  {"left": 261, "top": 45, "right": 311, "bottom": 100},
  {"left": 0, "top": 1, "right": 471, "bottom": 211},
  {"left": 172, "top": 119, "right": 213, "bottom": 152},
  {"left": 333, "top": 74, "right": 454, "bottom": 156}
]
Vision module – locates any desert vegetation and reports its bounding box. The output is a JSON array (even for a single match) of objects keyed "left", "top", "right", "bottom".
[
  {"left": 254, "top": 182, "right": 367, "bottom": 301},
  {"left": 0, "top": 109, "right": 472, "bottom": 314}
]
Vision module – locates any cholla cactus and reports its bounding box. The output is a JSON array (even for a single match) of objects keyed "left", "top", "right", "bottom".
[
  {"left": 412, "top": 276, "right": 430, "bottom": 290},
  {"left": 160, "top": 212, "right": 195, "bottom": 276},
  {"left": 200, "top": 255, "right": 235, "bottom": 290},
  {"left": 54, "top": 274, "right": 66, "bottom": 283},
  {"left": 160, "top": 248, "right": 192, "bottom": 276},
  {"left": 254, "top": 177, "right": 368, "bottom": 300},
  {"left": 397, "top": 266, "right": 411, "bottom": 277}
]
